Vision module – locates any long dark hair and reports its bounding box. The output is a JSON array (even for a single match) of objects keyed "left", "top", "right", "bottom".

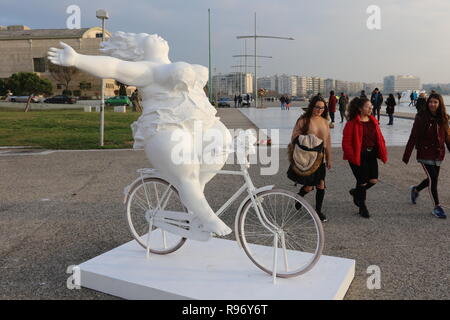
[
  {"left": 347, "top": 97, "right": 370, "bottom": 120},
  {"left": 297, "top": 95, "right": 329, "bottom": 134},
  {"left": 422, "top": 93, "right": 449, "bottom": 132}
]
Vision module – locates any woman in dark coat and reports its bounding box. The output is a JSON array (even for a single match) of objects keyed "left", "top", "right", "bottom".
[
  {"left": 403, "top": 93, "right": 450, "bottom": 219},
  {"left": 385, "top": 94, "right": 396, "bottom": 125}
]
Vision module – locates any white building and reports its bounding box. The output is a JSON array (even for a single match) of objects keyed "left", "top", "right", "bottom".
[
  {"left": 324, "top": 78, "right": 336, "bottom": 94},
  {"left": 296, "top": 76, "right": 308, "bottom": 96},
  {"left": 384, "top": 75, "right": 421, "bottom": 94},
  {"left": 277, "top": 74, "right": 297, "bottom": 96},
  {"left": 212, "top": 72, "right": 253, "bottom": 98},
  {"left": 311, "top": 77, "right": 325, "bottom": 95}
]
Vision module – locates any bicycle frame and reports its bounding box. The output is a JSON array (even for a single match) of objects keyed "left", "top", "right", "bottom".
[{"left": 128, "top": 160, "right": 299, "bottom": 283}]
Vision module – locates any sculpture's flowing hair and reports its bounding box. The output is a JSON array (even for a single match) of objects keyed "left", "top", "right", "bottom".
[{"left": 100, "top": 31, "right": 157, "bottom": 61}]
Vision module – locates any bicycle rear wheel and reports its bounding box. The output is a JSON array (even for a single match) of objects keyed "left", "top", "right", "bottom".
[
  {"left": 236, "top": 189, "right": 324, "bottom": 278},
  {"left": 126, "top": 177, "right": 187, "bottom": 254}
]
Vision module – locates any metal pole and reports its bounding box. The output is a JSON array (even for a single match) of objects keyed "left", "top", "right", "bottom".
[
  {"left": 100, "top": 18, "right": 105, "bottom": 146},
  {"left": 254, "top": 12, "right": 257, "bottom": 108},
  {"left": 208, "top": 8, "right": 213, "bottom": 103},
  {"left": 244, "top": 40, "right": 247, "bottom": 93}
]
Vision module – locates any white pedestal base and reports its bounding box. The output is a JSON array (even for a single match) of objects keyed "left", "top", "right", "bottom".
[{"left": 79, "top": 238, "right": 355, "bottom": 300}]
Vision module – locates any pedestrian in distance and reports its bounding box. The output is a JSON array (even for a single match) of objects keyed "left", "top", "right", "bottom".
[
  {"left": 385, "top": 93, "right": 396, "bottom": 125},
  {"left": 342, "top": 97, "right": 388, "bottom": 218},
  {"left": 403, "top": 93, "right": 450, "bottom": 219},
  {"left": 415, "top": 92, "right": 427, "bottom": 113},
  {"left": 285, "top": 96, "right": 291, "bottom": 110},
  {"left": 397, "top": 92, "right": 402, "bottom": 105},
  {"left": 370, "top": 88, "right": 384, "bottom": 122},
  {"left": 360, "top": 90, "right": 367, "bottom": 99},
  {"left": 280, "top": 95, "right": 286, "bottom": 110},
  {"left": 338, "top": 92, "right": 348, "bottom": 123},
  {"left": 409, "top": 91, "right": 415, "bottom": 107},
  {"left": 238, "top": 95, "right": 242, "bottom": 107},
  {"left": 328, "top": 91, "right": 337, "bottom": 124},
  {"left": 130, "top": 89, "right": 143, "bottom": 113},
  {"left": 234, "top": 94, "right": 238, "bottom": 108},
  {"left": 288, "top": 95, "right": 332, "bottom": 222}
]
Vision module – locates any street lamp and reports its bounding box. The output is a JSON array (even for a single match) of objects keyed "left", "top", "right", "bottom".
[
  {"left": 96, "top": 9, "right": 109, "bottom": 146},
  {"left": 237, "top": 12, "right": 294, "bottom": 108}
]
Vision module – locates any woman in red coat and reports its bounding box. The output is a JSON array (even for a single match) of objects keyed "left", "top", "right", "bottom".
[
  {"left": 342, "top": 97, "right": 388, "bottom": 218},
  {"left": 328, "top": 90, "right": 337, "bottom": 124},
  {"left": 402, "top": 93, "right": 450, "bottom": 219}
]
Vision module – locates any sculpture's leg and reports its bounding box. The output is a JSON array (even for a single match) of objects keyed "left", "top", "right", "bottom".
[
  {"left": 144, "top": 129, "right": 232, "bottom": 236},
  {"left": 198, "top": 120, "right": 233, "bottom": 192}
]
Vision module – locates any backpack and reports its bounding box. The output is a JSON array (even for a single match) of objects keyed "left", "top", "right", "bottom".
[{"left": 287, "top": 134, "right": 324, "bottom": 177}]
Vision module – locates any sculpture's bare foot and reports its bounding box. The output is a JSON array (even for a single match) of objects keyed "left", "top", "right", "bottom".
[{"left": 193, "top": 214, "right": 232, "bottom": 236}]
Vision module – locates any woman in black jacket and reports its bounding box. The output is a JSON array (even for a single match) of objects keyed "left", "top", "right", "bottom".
[
  {"left": 402, "top": 93, "right": 450, "bottom": 219},
  {"left": 385, "top": 94, "right": 396, "bottom": 125}
]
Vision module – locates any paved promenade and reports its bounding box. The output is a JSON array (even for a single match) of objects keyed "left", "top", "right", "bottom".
[{"left": 0, "top": 108, "right": 449, "bottom": 300}]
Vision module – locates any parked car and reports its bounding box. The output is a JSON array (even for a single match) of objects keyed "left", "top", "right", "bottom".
[
  {"left": 5, "top": 95, "right": 41, "bottom": 103},
  {"left": 44, "top": 95, "right": 77, "bottom": 104},
  {"left": 105, "top": 95, "right": 132, "bottom": 107},
  {"left": 217, "top": 97, "right": 232, "bottom": 108}
]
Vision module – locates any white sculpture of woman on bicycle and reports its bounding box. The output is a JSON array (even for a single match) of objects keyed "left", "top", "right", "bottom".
[{"left": 48, "top": 32, "right": 233, "bottom": 236}]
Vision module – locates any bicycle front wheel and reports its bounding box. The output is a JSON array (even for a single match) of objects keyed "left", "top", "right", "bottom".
[
  {"left": 236, "top": 189, "right": 324, "bottom": 278},
  {"left": 126, "top": 177, "right": 187, "bottom": 255}
]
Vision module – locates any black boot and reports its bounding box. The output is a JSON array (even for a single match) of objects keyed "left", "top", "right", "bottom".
[
  {"left": 315, "top": 188, "right": 327, "bottom": 222},
  {"left": 295, "top": 187, "right": 309, "bottom": 210},
  {"left": 349, "top": 188, "right": 360, "bottom": 207},
  {"left": 357, "top": 187, "right": 370, "bottom": 218}
]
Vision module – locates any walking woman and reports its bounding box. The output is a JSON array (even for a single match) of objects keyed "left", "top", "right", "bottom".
[
  {"left": 342, "top": 97, "right": 388, "bottom": 218},
  {"left": 288, "top": 95, "right": 332, "bottom": 222},
  {"left": 338, "top": 92, "right": 348, "bottom": 123},
  {"left": 402, "top": 93, "right": 450, "bottom": 219},
  {"left": 385, "top": 93, "right": 396, "bottom": 125}
]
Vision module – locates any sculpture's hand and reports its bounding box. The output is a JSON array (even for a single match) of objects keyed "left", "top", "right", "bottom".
[{"left": 47, "top": 42, "right": 78, "bottom": 67}]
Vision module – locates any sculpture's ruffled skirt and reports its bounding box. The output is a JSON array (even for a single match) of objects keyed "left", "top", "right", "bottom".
[{"left": 131, "top": 99, "right": 221, "bottom": 150}]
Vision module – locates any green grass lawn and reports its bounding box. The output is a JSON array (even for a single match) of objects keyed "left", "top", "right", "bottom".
[{"left": 0, "top": 108, "right": 140, "bottom": 149}]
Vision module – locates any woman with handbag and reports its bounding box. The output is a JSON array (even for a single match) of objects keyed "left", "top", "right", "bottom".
[
  {"left": 402, "top": 93, "right": 450, "bottom": 219},
  {"left": 288, "top": 95, "right": 332, "bottom": 222},
  {"left": 342, "top": 97, "right": 388, "bottom": 218}
]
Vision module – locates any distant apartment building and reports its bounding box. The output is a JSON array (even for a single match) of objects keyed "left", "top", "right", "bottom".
[
  {"left": 324, "top": 78, "right": 336, "bottom": 93},
  {"left": 335, "top": 80, "right": 348, "bottom": 93},
  {"left": 257, "top": 76, "right": 271, "bottom": 90},
  {"left": 347, "top": 82, "right": 364, "bottom": 95},
  {"left": 296, "top": 76, "right": 308, "bottom": 96},
  {"left": 277, "top": 74, "right": 297, "bottom": 96},
  {"left": 363, "top": 82, "right": 383, "bottom": 93},
  {"left": 384, "top": 75, "right": 421, "bottom": 93},
  {"left": 311, "top": 77, "right": 325, "bottom": 95},
  {"left": 212, "top": 72, "right": 253, "bottom": 98},
  {"left": 0, "top": 25, "right": 135, "bottom": 97}
]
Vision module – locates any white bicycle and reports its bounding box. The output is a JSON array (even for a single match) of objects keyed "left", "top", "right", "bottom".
[{"left": 123, "top": 142, "right": 324, "bottom": 280}]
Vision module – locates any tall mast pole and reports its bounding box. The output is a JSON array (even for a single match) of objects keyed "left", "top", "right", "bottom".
[
  {"left": 254, "top": 12, "right": 257, "bottom": 107},
  {"left": 208, "top": 8, "right": 212, "bottom": 103}
]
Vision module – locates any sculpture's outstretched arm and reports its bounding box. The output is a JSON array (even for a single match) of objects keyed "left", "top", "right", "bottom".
[{"left": 48, "top": 42, "right": 152, "bottom": 87}]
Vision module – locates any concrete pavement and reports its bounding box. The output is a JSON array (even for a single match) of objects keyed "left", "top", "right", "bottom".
[{"left": 0, "top": 145, "right": 449, "bottom": 300}]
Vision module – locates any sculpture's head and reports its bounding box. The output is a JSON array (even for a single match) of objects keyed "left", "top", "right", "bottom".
[{"left": 100, "top": 31, "right": 170, "bottom": 63}]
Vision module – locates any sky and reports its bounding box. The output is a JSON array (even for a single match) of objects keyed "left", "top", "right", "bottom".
[{"left": 1, "top": 0, "right": 450, "bottom": 83}]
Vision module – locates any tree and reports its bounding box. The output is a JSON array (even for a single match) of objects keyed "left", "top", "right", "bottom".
[
  {"left": 48, "top": 60, "right": 78, "bottom": 93},
  {"left": 7, "top": 72, "right": 53, "bottom": 112},
  {"left": 0, "top": 78, "right": 7, "bottom": 96}
]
